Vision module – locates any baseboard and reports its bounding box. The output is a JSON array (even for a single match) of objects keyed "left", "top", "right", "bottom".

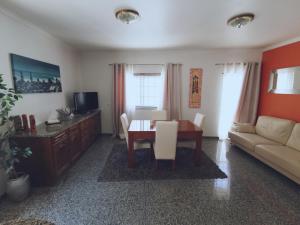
[{"left": 203, "top": 136, "right": 219, "bottom": 140}]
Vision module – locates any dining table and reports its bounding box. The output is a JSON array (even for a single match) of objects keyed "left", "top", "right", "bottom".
[{"left": 127, "top": 120, "right": 203, "bottom": 168}]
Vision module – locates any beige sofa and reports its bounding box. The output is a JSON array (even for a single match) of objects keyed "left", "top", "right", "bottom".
[{"left": 229, "top": 116, "right": 300, "bottom": 185}]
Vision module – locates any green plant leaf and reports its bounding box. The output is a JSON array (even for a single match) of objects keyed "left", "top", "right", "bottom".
[{"left": 1, "top": 101, "right": 7, "bottom": 108}]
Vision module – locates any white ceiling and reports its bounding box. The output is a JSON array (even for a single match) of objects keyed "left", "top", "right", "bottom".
[{"left": 1, "top": 0, "right": 300, "bottom": 50}]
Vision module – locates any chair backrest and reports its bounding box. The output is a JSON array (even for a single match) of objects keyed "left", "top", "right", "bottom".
[
  {"left": 120, "top": 113, "right": 129, "bottom": 145},
  {"left": 151, "top": 110, "right": 167, "bottom": 121},
  {"left": 193, "top": 113, "right": 205, "bottom": 129},
  {"left": 134, "top": 109, "right": 153, "bottom": 120},
  {"left": 154, "top": 121, "right": 178, "bottom": 160}
]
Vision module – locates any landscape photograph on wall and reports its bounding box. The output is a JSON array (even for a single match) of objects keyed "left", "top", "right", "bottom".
[{"left": 10, "top": 54, "right": 62, "bottom": 93}]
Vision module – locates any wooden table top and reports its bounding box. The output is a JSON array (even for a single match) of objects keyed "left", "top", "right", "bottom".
[{"left": 128, "top": 120, "right": 202, "bottom": 133}]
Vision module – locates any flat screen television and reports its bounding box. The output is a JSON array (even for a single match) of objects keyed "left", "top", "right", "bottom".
[{"left": 73, "top": 92, "right": 99, "bottom": 114}]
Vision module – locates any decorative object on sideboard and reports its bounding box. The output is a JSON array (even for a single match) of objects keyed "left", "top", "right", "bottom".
[
  {"left": 56, "top": 107, "right": 74, "bottom": 121},
  {"left": 45, "top": 110, "right": 61, "bottom": 126},
  {"left": 45, "top": 120, "right": 61, "bottom": 126},
  {"left": 189, "top": 68, "right": 203, "bottom": 108},
  {"left": 12, "top": 116, "right": 23, "bottom": 132},
  {"left": 21, "top": 114, "right": 29, "bottom": 132},
  {"left": 10, "top": 53, "right": 62, "bottom": 94},
  {"left": 29, "top": 115, "right": 36, "bottom": 133},
  {"left": 0, "top": 73, "right": 31, "bottom": 200}
]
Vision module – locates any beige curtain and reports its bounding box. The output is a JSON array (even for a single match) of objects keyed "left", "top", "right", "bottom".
[
  {"left": 163, "top": 63, "right": 182, "bottom": 120},
  {"left": 112, "top": 64, "right": 125, "bottom": 137},
  {"left": 234, "top": 62, "right": 260, "bottom": 124}
]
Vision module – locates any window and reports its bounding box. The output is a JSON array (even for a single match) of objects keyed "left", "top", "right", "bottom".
[
  {"left": 135, "top": 74, "right": 164, "bottom": 108},
  {"left": 125, "top": 64, "right": 165, "bottom": 118}
]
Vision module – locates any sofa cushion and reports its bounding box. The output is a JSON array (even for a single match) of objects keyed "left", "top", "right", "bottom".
[
  {"left": 231, "top": 122, "right": 256, "bottom": 133},
  {"left": 229, "top": 131, "right": 281, "bottom": 152},
  {"left": 286, "top": 123, "right": 300, "bottom": 152},
  {"left": 255, "top": 144, "right": 300, "bottom": 178},
  {"left": 255, "top": 116, "right": 295, "bottom": 145}
]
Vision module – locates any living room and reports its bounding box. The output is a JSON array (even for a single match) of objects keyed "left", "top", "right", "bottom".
[{"left": 0, "top": 1, "right": 300, "bottom": 225}]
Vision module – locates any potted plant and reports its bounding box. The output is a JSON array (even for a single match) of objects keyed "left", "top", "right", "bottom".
[{"left": 0, "top": 73, "right": 32, "bottom": 201}]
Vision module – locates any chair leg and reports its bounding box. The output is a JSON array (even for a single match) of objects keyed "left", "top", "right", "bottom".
[
  {"left": 150, "top": 142, "right": 155, "bottom": 161},
  {"left": 172, "top": 160, "right": 176, "bottom": 170},
  {"left": 151, "top": 148, "right": 155, "bottom": 161}
]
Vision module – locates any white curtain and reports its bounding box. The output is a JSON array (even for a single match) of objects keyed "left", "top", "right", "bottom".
[
  {"left": 218, "top": 63, "right": 245, "bottom": 139},
  {"left": 125, "top": 64, "right": 139, "bottom": 121}
]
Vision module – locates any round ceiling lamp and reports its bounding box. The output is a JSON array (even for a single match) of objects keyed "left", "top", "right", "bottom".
[
  {"left": 227, "top": 13, "right": 255, "bottom": 28},
  {"left": 115, "top": 9, "right": 140, "bottom": 24}
]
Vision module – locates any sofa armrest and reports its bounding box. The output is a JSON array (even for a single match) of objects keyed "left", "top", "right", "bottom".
[{"left": 231, "top": 122, "right": 256, "bottom": 134}]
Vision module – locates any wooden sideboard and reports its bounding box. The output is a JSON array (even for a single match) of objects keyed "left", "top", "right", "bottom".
[{"left": 12, "top": 110, "right": 101, "bottom": 186}]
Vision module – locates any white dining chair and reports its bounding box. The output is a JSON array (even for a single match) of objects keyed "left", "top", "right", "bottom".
[
  {"left": 193, "top": 113, "right": 206, "bottom": 129},
  {"left": 177, "top": 112, "right": 205, "bottom": 149},
  {"left": 133, "top": 109, "right": 153, "bottom": 120},
  {"left": 120, "top": 113, "right": 151, "bottom": 150},
  {"left": 154, "top": 121, "right": 178, "bottom": 170},
  {"left": 151, "top": 110, "right": 167, "bottom": 121}
]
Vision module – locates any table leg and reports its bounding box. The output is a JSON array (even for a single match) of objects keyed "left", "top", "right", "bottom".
[
  {"left": 195, "top": 133, "right": 202, "bottom": 166},
  {"left": 128, "top": 132, "right": 135, "bottom": 168}
]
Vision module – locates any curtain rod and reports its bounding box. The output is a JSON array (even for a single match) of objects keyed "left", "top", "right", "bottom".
[
  {"left": 215, "top": 62, "right": 259, "bottom": 66},
  {"left": 215, "top": 62, "right": 247, "bottom": 66},
  {"left": 109, "top": 63, "right": 165, "bottom": 66}
]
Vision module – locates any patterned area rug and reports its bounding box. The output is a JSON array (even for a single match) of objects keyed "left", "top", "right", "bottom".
[
  {"left": 0, "top": 218, "right": 54, "bottom": 225},
  {"left": 98, "top": 143, "right": 227, "bottom": 181}
]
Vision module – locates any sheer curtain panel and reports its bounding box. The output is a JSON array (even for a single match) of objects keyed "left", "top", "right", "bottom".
[
  {"left": 218, "top": 63, "right": 245, "bottom": 139},
  {"left": 125, "top": 64, "right": 139, "bottom": 120},
  {"left": 125, "top": 64, "right": 165, "bottom": 120}
]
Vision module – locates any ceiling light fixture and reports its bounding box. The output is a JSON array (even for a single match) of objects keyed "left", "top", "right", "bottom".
[
  {"left": 227, "top": 13, "right": 255, "bottom": 28},
  {"left": 115, "top": 9, "right": 140, "bottom": 24}
]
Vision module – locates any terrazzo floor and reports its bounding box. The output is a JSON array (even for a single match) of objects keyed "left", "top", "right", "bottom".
[{"left": 0, "top": 135, "right": 300, "bottom": 225}]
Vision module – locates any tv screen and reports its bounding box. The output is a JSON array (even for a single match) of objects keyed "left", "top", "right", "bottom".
[{"left": 74, "top": 92, "right": 99, "bottom": 113}]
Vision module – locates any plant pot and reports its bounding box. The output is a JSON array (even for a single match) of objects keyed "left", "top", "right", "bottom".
[
  {"left": 6, "top": 173, "right": 30, "bottom": 202},
  {"left": 0, "top": 123, "right": 9, "bottom": 198},
  {"left": 0, "top": 168, "right": 7, "bottom": 197}
]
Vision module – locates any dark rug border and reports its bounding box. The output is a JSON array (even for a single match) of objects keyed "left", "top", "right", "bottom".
[{"left": 98, "top": 143, "right": 227, "bottom": 182}]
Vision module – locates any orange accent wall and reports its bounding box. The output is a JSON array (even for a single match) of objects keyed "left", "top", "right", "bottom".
[{"left": 258, "top": 41, "right": 300, "bottom": 122}]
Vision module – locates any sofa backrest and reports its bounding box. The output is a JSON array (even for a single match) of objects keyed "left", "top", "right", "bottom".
[
  {"left": 256, "top": 116, "right": 295, "bottom": 145},
  {"left": 287, "top": 123, "right": 300, "bottom": 151}
]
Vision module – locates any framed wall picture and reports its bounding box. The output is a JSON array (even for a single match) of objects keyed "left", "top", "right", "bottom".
[
  {"left": 10, "top": 54, "right": 62, "bottom": 93},
  {"left": 189, "top": 68, "right": 203, "bottom": 108}
]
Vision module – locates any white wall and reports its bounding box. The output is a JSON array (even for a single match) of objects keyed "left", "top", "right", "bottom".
[
  {"left": 0, "top": 10, "right": 81, "bottom": 124},
  {"left": 80, "top": 49, "right": 262, "bottom": 136}
]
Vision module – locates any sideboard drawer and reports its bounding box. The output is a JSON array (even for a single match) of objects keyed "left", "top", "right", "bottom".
[
  {"left": 69, "top": 126, "right": 80, "bottom": 142},
  {"left": 52, "top": 131, "right": 68, "bottom": 146}
]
